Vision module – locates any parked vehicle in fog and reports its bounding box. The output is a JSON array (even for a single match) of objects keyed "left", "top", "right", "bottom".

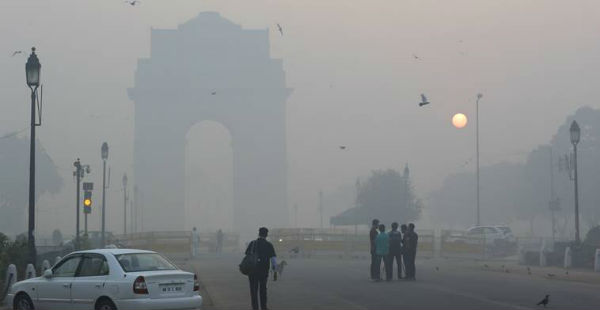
[{"left": 7, "top": 249, "right": 202, "bottom": 310}]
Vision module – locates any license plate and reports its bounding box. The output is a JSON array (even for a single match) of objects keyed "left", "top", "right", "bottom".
[{"left": 160, "top": 284, "right": 183, "bottom": 293}]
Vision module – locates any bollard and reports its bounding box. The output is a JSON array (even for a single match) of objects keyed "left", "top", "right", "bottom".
[
  {"left": 42, "top": 260, "right": 51, "bottom": 272},
  {"left": 539, "top": 240, "right": 547, "bottom": 267},
  {"left": 55, "top": 256, "right": 62, "bottom": 265},
  {"left": 5, "top": 264, "right": 17, "bottom": 288},
  {"left": 564, "top": 246, "right": 572, "bottom": 269},
  {"left": 594, "top": 249, "right": 600, "bottom": 272},
  {"left": 25, "top": 264, "right": 36, "bottom": 279}
]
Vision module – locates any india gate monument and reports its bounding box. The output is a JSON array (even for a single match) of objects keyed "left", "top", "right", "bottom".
[{"left": 128, "top": 12, "right": 291, "bottom": 234}]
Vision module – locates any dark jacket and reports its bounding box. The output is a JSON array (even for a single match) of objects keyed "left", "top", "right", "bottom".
[
  {"left": 245, "top": 238, "right": 276, "bottom": 277},
  {"left": 369, "top": 227, "right": 379, "bottom": 254},
  {"left": 388, "top": 230, "right": 403, "bottom": 254},
  {"left": 404, "top": 231, "right": 419, "bottom": 255}
]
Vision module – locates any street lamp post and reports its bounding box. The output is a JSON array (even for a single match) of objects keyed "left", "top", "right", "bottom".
[
  {"left": 569, "top": 121, "right": 581, "bottom": 243},
  {"left": 475, "top": 93, "right": 483, "bottom": 226},
  {"left": 123, "top": 173, "right": 128, "bottom": 234},
  {"left": 25, "top": 47, "right": 41, "bottom": 266},
  {"left": 73, "top": 159, "right": 90, "bottom": 250},
  {"left": 101, "top": 142, "right": 109, "bottom": 248}
]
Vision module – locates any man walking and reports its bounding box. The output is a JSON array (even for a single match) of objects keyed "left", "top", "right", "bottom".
[
  {"left": 369, "top": 219, "right": 380, "bottom": 280},
  {"left": 388, "top": 222, "right": 403, "bottom": 280},
  {"left": 191, "top": 227, "right": 200, "bottom": 258},
  {"left": 245, "top": 227, "right": 277, "bottom": 310},
  {"left": 405, "top": 223, "right": 419, "bottom": 280},
  {"left": 375, "top": 224, "right": 391, "bottom": 281}
]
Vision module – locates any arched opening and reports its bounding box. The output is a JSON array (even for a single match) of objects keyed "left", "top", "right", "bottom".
[{"left": 184, "top": 121, "right": 234, "bottom": 232}]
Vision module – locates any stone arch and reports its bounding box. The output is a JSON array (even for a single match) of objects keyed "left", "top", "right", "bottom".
[
  {"left": 128, "top": 12, "right": 291, "bottom": 233},
  {"left": 184, "top": 120, "right": 234, "bottom": 232}
]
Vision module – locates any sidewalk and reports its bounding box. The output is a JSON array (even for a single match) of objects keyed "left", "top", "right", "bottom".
[{"left": 446, "top": 257, "right": 600, "bottom": 285}]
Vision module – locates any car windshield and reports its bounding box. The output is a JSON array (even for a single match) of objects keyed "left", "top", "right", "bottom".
[
  {"left": 496, "top": 227, "right": 512, "bottom": 234},
  {"left": 114, "top": 253, "right": 177, "bottom": 272}
]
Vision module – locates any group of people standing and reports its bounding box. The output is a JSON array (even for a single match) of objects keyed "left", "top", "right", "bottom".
[{"left": 370, "top": 218, "right": 418, "bottom": 281}]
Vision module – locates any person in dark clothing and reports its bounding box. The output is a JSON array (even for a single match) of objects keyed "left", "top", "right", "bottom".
[
  {"left": 400, "top": 224, "right": 409, "bottom": 279},
  {"left": 404, "top": 223, "right": 419, "bottom": 280},
  {"left": 388, "top": 222, "right": 403, "bottom": 280},
  {"left": 369, "top": 219, "right": 380, "bottom": 280},
  {"left": 245, "top": 227, "right": 277, "bottom": 310},
  {"left": 216, "top": 229, "right": 224, "bottom": 253}
]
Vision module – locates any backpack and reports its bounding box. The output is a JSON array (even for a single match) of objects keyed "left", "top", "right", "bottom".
[{"left": 239, "top": 240, "right": 258, "bottom": 275}]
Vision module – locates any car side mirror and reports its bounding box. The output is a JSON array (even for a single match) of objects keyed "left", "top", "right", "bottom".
[{"left": 43, "top": 269, "right": 53, "bottom": 278}]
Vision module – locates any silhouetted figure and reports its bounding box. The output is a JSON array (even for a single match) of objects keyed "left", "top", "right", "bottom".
[
  {"left": 537, "top": 295, "right": 549, "bottom": 307},
  {"left": 404, "top": 223, "right": 418, "bottom": 280},
  {"left": 191, "top": 227, "right": 200, "bottom": 258},
  {"left": 388, "top": 222, "right": 403, "bottom": 279},
  {"left": 369, "top": 219, "right": 380, "bottom": 280},
  {"left": 245, "top": 227, "right": 277, "bottom": 310},
  {"left": 216, "top": 229, "right": 224, "bottom": 253},
  {"left": 375, "top": 224, "right": 391, "bottom": 281}
]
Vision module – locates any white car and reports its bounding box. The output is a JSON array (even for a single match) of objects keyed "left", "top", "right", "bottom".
[{"left": 6, "top": 249, "right": 202, "bottom": 310}]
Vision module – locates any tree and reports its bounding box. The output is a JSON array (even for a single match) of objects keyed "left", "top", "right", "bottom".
[
  {"left": 331, "top": 167, "right": 422, "bottom": 225},
  {"left": 0, "top": 136, "right": 62, "bottom": 234}
]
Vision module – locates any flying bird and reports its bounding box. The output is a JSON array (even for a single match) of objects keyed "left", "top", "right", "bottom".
[
  {"left": 483, "top": 264, "right": 489, "bottom": 268},
  {"left": 412, "top": 54, "right": 421, "bottom": 60},
  {"left": 419, "top": 94, "right": 430, "bottom": 107},
  {"left": 339, "top": 146, "right": 347, "bottom": 150},
  {"left": 276, "top": 23, "right": 283, "bottom": 36},
  {"left": 435, "top": 266, "right": 439, "bottom": 271},
  {"left": 11, "top": 51, "right": 22, "bottom": 57},
  {"left": 211, "top": 91, "right": 217, "bottom": 95},
  {"left": 124, "top": 0, "right": 140, "bottom": 6},
  {"left": 536, "top": 295, "right": 549, "bottom": 307},
  {"left": 546, "top": 273, "right": 555, "bottom": 278}
]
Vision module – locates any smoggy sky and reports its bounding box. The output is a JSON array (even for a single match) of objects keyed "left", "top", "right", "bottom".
[{"left": 2, "top": 0, "right": 600, "bottom": 233}]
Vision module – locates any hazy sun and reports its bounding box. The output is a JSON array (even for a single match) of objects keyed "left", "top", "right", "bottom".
[{"left": 452, "top": 113, "right": 468, "bottom": 128}]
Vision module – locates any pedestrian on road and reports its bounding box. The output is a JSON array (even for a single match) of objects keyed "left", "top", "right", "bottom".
[
  {"left": 216, "top": 229, "right": 224, "bottom": 253},
  {"left": 369, "top": 219, "right": 380, "bottom": 280},
  {"left": 375, "top": 224, "right": 391, "bottom": 281},
  {"left": 388, "top": 222, "right": 403, "bottom": 280},
  {"left": 245, "top": 227, "right": 277, "bottom": 310},
  {"left": 191, "top": 227, "right": 200, "bottom": 258},
  {"left": 404, "top": 223, "right": 419, "bottom": 280}
]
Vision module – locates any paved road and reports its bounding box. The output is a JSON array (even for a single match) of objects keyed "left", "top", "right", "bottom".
[{"left": 179, "top": 254, "right": 600, "bottom": 310}]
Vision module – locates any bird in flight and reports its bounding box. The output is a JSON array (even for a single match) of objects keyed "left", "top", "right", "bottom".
[
  {"left": 276, "top": 23, "right": 283, "bottom": 36},
  {"left": 124, "top": 0, "right": 140, "bottom": 6},
  {"left": 339, "top": 146, "right": 346, "bottom": 150},
  {"left": 419, "top": 94, "right": 430, "bottom": 107},
  {"left": 211, "top": 91, "right": 217, "bottom": 95},
  {"left": 11, "top": 51, "right": 22, "bottom": 57},
  {"left": 536, "top": 295, "right": 549, "bottom": 307},
  {"left": 412, "top": 54, "right": 421, "bottom": 60}
]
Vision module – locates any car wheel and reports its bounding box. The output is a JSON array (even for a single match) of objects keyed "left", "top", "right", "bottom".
[
  {"left": 95, "top": 298, "right": 117, "bottom": 310},
  {"left": 14, "top": 294, "right": 34, "bottom": 310}
]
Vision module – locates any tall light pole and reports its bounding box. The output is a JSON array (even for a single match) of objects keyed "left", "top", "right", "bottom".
[
  {"left": 101, "top": 142, "right": 109, "bottom": 248},
  {"left": 122, "top": 173, "right": 128, "bottom": 234},
  {"left": 25, "top": 47, "right": 41, "bottom": 265},
  {"left": 73, "top": 159, "right": 90, "bottom": 249},
  {"left": 475, "top": 93, "right": 483, "bottom": 226},
  {"left": 569, "top": 121, "right": 581, "bottom": 243}
]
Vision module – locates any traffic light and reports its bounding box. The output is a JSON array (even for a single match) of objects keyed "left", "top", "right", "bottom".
[
  {"left": 83, "top": 182, "right": 94, "bottom": 214},
  {"left": 83, "top": 190, "right": 92, "bottom": 214}
]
